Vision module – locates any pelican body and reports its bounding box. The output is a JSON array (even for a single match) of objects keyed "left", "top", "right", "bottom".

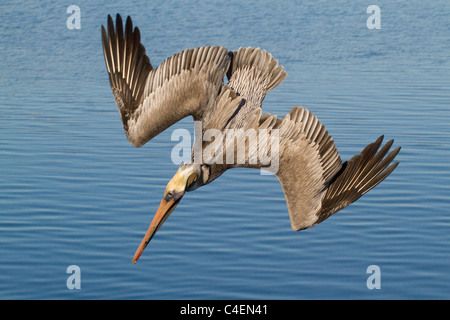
[{"left": 101, "top": 14, "right": 401, "bottom": 263}]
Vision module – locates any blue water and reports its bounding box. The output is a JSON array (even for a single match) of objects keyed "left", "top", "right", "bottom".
[{"left": 0, "top": 0, "right": 449, "bottom": 299}]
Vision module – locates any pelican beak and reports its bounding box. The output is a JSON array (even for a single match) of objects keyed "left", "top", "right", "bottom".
[
  {"left": 131, "top": 164, "right": 200, "bottom": 263},
  {"left": 132, "top": 190, "right": 184, "bottom": 263}
]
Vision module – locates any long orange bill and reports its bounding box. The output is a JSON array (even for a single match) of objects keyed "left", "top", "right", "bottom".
[{"left": 132, "top": 197, "right": 181, "bottom": 263}]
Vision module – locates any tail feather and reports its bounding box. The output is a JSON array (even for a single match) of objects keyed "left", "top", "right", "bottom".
[
  {"left": 227, "top": 47, "right": 287, "bottom": 96},
  {"left": 225, "top": 47, "right": 287, "bottom": 129}
]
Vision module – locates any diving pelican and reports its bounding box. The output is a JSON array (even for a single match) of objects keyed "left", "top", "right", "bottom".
[{"left": 101, "top": 14, "right": 401, "bottom": 263}]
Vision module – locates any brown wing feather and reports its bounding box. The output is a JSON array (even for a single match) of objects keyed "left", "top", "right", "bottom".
[
  {"left": 101, "top": 14, "right": 152, "bottom": 126},
  {"left": 317, "top": 136, "right": 401, "bottom": 224},
  {"left": 228, "top": 106, "right": 400, "bottom": 231},
  {"left": 273, "top": 107, "right": 343, "bottom": 230},
  {"left": 102, "top": 14, "right": 231, "bottom": 147}
]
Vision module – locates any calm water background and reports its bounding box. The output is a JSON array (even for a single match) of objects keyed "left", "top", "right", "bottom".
[{"left": 0, "top": 0, "right": 449, "bottom": 299}]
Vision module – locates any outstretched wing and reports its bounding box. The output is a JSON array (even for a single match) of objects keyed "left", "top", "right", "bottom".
[
  {"left": 316, "top": 135, "right": 400, "bottom": 225},
  {"left": 269, "top": 107, "right": 343, "bottom": 230},
  {"left": 276, "top": 107, "right": 400, "bottom": 230},
  {"left": 232, "top": 106, "right": 400, "bottom": 231},
  {"left": 101, "top": 14, "right": 231, "bottom": 147}
]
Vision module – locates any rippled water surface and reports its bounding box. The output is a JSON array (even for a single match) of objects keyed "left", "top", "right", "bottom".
[{"left": 0, "top": 0, "right": 449, "bottom": 299}]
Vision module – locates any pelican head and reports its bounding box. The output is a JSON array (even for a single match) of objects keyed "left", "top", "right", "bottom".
[{"left": 132, "top": 163, "right": 210, "bottom": 263}]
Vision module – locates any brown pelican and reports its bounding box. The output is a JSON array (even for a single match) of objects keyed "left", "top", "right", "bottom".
[{"left": 101, "top": 14, "right": 401, "bottom": 263}]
